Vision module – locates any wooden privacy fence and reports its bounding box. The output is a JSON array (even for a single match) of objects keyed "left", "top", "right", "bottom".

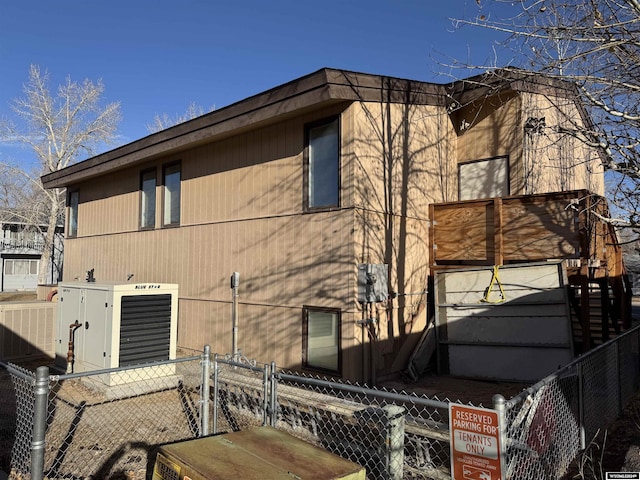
[{"left": 429, "top": 189, "right": 632, "bottom": 351}]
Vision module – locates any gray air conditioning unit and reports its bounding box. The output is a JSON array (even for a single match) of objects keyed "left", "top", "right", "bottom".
[{"left": 55, "top": 282, "right": 179, "bottom": 385}]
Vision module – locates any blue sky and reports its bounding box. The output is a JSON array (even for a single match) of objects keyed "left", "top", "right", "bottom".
[{"left": 0, "top": 0, "right": 506, "bottom": 162}]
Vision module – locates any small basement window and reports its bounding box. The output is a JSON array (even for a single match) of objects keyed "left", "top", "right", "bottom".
[{"left": 303, "top": 306, "right": 340, "bottom": 373}]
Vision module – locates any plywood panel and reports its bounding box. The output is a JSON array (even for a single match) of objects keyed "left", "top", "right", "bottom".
[
  {"left": 433, "top": 202, "right": 493, "bottom": 261},
  {"left": 447, "top": 345, "right": 572, "bottom": 382},
  {"left": 502, "top": 196, "right": 578, "bottom": 261}
]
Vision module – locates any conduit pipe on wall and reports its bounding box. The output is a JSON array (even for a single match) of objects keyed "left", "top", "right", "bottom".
[
  {"left": 66, "top": 320, "right": 82, "bottom": 373},
  {"left": 359, "top": 302, "right": 378, "bottom": 386},
  {"left": 231, "top": 272, "right": 240, "bottom": 359}
]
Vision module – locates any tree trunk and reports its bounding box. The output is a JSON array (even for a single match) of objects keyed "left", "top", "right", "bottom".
[{"left": 37, "top": 189, "right": 62, "bottom": 285}]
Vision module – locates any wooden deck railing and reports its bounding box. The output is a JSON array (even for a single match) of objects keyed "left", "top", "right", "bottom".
[{"left": 429, "top": 189, "right": 632, "bottom": 349}]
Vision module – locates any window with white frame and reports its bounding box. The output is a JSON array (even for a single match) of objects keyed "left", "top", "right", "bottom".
[
  {"left": 303, "top": 306, "right": 340, "bottom": 373},
  {"left": 4, "top": 259, "right": 38, "bottom": 276},
  {"left": 305, "top": 118, "right": 340, "bottom": 210}
]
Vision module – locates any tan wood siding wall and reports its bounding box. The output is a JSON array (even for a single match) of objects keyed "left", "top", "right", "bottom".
[
  {"left": 0, "top": 302, "right": 56, "bottom": 361},
  {"left": 346, "top": 101, "right": 457, "bottom": 376},
  {"left": 63, "top": 104, "right": 364, "bottom": 376},
  {"left": 453, "top": 92, "right": 523, "bottom": 195},
  {"left": 453, "top": 91, "right": 604, "bottom": 199},
  {"left": 520, "top": 92, "right": 605, "bottom": 196},
  {"left": 75, "top": 169, "right": 140, "bottom": 236},
  {"left": 63, "top": 207, "right": 356, "bottom": 372}
]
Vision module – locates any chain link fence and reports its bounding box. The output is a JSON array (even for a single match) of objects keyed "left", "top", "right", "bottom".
[
  {"left": 2, "top": 324, "right": 640, "bottom": 479},
  {"left": 504, "top": 325, "right": 640, "bottom": 479},
  {"left": 1, "top": 353, "right": 207, "bottom": 480}
]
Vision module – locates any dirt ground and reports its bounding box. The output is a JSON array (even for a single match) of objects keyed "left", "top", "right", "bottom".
[
  {"left": 1, "top": 295, "right": 639, "bottom": 478},
  {"left": 0, "top": 292, "right": 37, "bottom": 303}
]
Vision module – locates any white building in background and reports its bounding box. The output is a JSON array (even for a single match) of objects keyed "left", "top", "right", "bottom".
[{"left": 1, "top": 217, "right": 63, "bottom": 291}]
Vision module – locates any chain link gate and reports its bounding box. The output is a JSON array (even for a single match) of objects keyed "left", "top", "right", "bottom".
[
  {"left": 2, "top": 353, "right": 207, "bottom": 479},
  {"left": 210, "top": 354, "right": 456, "bottom": 479}
]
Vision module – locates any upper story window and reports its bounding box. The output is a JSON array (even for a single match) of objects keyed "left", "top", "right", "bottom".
[
  {"left": 140, "top": 169, "right": 156, "bottom": 229},
  {"left": 68, "top": 190, "right": 79, "bottom": 237},
  {"left": 458, "top": 156, "right": 510, "bottom": 201},
  {"left": 305, "top": 117, "right": 340, "bottom": 210},
  {"left": 163, "top": 163, "right": 181, "bottom": 226}
]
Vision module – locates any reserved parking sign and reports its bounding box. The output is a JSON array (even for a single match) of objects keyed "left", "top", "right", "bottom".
[{"left": 450, "top": 403, "right": 504, "bottom": 480}]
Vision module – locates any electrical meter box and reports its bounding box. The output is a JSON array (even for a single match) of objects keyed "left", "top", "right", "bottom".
[
  {"left": 152, "top": 426, "right": 366, "bottom": 479},
  {"left": 357, "top": 264, "right": 389, "bottom": 303},
  {"left": 55, "top": 281, "right": 179, "bottom": 385}
]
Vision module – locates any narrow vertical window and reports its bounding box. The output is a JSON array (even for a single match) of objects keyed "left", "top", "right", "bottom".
[
  {"left": 163, "top": 163, "right": 181, "bottom": 226},
  {"left": 303, "top": 307, "right": 340, "bottom": 373},
  {"left": 140, "top": 169, "right": 156, "bottom": 229},
  {"left": 68, "top": 190, "right": 79, "bottom": 237},
  {"left": 306, "top": 118, "right": 339, "bottom": 209}
]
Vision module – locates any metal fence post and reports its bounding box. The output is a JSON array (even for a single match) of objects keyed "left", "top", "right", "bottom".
[
  {"left": 200, "top": 345, "right": 211, "bottom": 436},
  {"left": 383, "top": 405, "right": 405, "bottom": 480},
  {"left": 262, "top": 364, "right": 269, "bottom": 426},
  {"left": 270, "top": 361, "right": 277, "bottom": 427},
  {"left": 31, "top": 366, "right": 49, "bottom": 480},
  {"left": 492, "top": 394, "right": 507, "bottom": 476},
  {"left": 213, "top": 353, "right": 219, "bottom": 434},
  {"left": 577, "top": 363, "right": 585, "bottom": 450}
]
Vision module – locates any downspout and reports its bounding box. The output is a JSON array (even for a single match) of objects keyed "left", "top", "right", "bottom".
[{"left": 66, "top": 320, "right": 82, "bottom": 373}]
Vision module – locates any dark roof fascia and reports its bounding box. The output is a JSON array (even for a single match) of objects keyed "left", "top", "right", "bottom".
[
  {"left": 41, "top": 68, "right": 445, "bottom": 189},
  {"left": 446, "top": 68, "right": 578, "bottom": 109},
  {"left": 446, "top": 68, "right": 611, "bottom": 167}
]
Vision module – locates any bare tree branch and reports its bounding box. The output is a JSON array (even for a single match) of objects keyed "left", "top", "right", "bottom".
[
  {"left": 0, "top": 65, "right": 121, "bottom": 284},
  {"left": 448, "top": 0, "right": 640, "bottom": 236},
  {"left": 146, "top": 101, "right": 215, "bottom": 134}
]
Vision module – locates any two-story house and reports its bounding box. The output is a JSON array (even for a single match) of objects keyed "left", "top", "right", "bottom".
[
  {"left": 41, "top": 68, "right": 605, "bottom": 383},
  {"left": 1, "top": 214, "right": 63, "bottom": 291}
]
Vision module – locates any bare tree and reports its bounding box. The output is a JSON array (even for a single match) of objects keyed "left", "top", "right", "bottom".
[
  {"left": 146, "top": 101, "right": 215, "bottom": 133},
  {"left": 1, "top": 65, "right": 121, "bottom": 284},
  {"left": 450, "top": 0, "right": 640, "bottom": 226}
]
